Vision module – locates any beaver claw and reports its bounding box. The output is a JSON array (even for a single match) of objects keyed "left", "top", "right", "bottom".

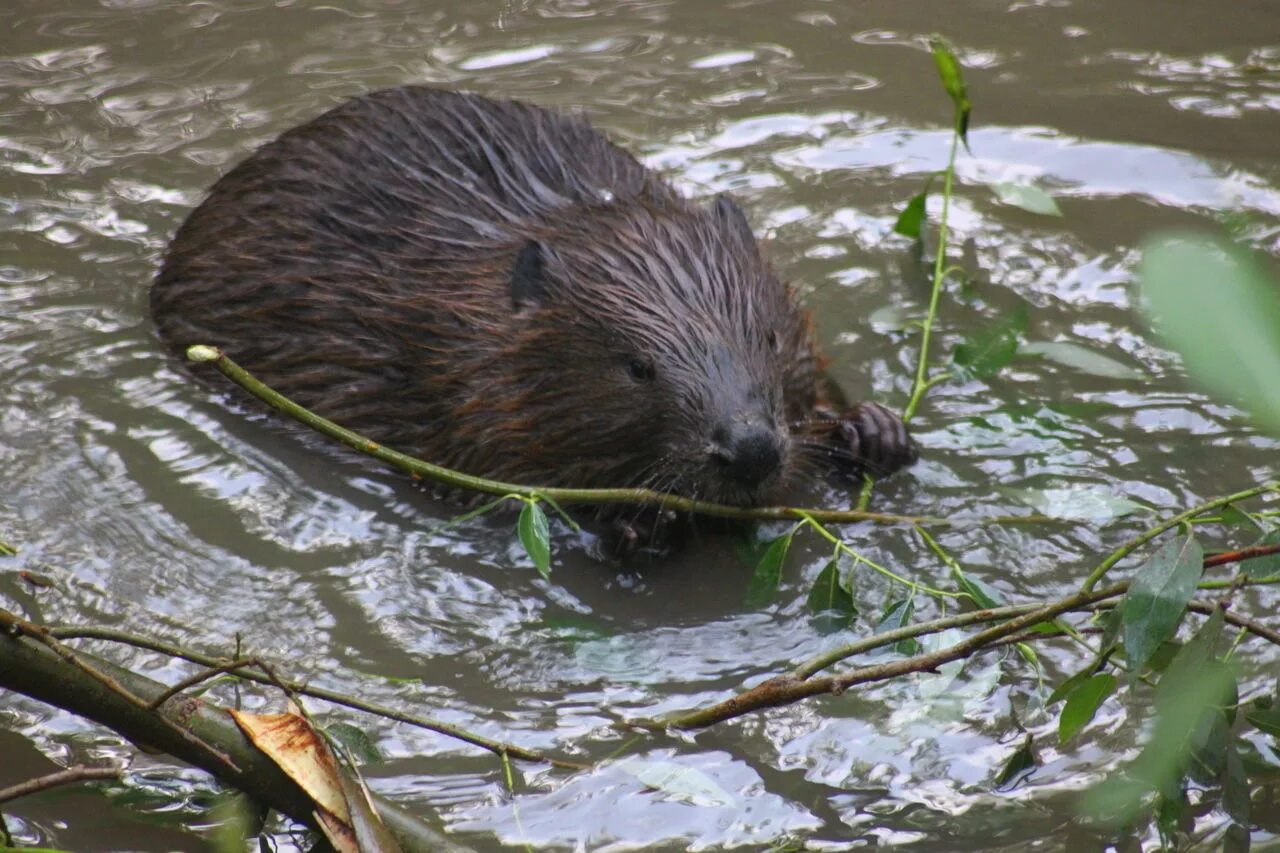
[
  {"left": 834, "top": 402, "right": 919, "bottom": 477},
  {"left": 607, "top": 508, "right": 681, "bottom": 559}
]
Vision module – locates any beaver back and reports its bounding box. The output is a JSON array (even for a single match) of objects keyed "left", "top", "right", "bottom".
[{"left": 152, "top": 87, "right": 826, "bottom": 506}]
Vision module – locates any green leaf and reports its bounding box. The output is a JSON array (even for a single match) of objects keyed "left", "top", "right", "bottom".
[
  {"left": 1081, "top": 655, "right": 1236, "bottom": 826},
  {"left": 893, "top": 191, "right": 928, "bottom": 239},
  {"left": 1246, "top": 706, "right": 1280, "bottom": 738},
  {"left": 619, "top": 758, "right": 735, "bottom": 807},
  {"left": 1140, "top": 233, "right": 1280, "bottom": 437},
  {"left": 1059, "top": 673, "right": 1118, "bottom": 743},
  {"left": 994, "top": 733, "right": 1038, "bottom": 789},
  {"left": 1005, "top": 485, "right": 1145, "bottom": 523},
  {"left": 325, "top": 721, "right": 383, "bottom": 764},
  {"left": 1121, "top": 534, "right": 1204, "bottom": 674},
  {"left": 868, "top": 304, "right": 911, "bottom": 333},
  {"left": 537, "top": 614, "right": 611, "bottom": 642},
  {"left": 877, "top": 598, "right": 920, "bottom": 656},
  {"left": 1155, "top": 790, "right": 1188, "bottom": 845},
  {"left": 1156, "top": 607, "right": 1226, "bottom": 705},
  {"left": 991, "top": 182, "right": 1063, "bottom": 217},
  {"left": 518, "top": 501, "right": 551, "bottom": 579},
  {"left": 1048, "top": 666, "right": 1097, "bottom": 706},
  {"left": 952, "top": 306, "right": 1028, "bottom": 380},
  {"left": 1242, "top": 529, "right": 1280, "bottom": 579},
  {"left": 209, "top": 792, "right": 263, "bottom": 853},
  {"left": 1188, "top": 699, "right": 1230, "bottom": 784},
  {"left": 1145, "top": 640, "right": 1183, "bottom": 675},
  {"left": 1019, "top": 341, "right": 1143, "bottom": 380},
  {"left": 952, "top": 568, "right": 1005, "bottom": 609},
  {"left": 806, "top": 557, "right": 857, "bottom": 633},
  {"left": 1223, "top": 823, "right": 1250, "bottom": 853},
  {"left": 1222, "top": 738, "right": 1251, "bottom": 827},
  {"left": 1236, "top": 736, "right": 1280, "bottom": 783},
  {"left": 1098, "top": 607, "right": 1124, "bottom": 657},
  {"left": 745, "top": 530, "right": 793, "bottom": 607},
  {"left": 929, "top": 36, "right": 971, "bottom": 149},
  {"left": 1213, "top": 502, "right": 1261, "bottom": 530}
]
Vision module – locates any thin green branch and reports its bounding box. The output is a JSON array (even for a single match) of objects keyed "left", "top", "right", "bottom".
[
  {"left": 660, "top": 573, "right": 1280, "bottom": 730},
  {"left": 790, "top": 566, "right": 1280, "bottom": 684},
  {"left": 0, "top": 609, "right": 239, "bottom": 773},
  {"left": 903, "top": 128, "right": 961, "bottom": 424},
  {"left": 790, "top": 598, "right": 1057, "bottom": 680},
  {"left": 1081, "top": 482, "right": 1280, "bottom": 591},
  {"left": 186, "top": 346, "right": 1048, "bottom": 529},
  {"left": 798, "top": 514, "right": 960, "bottom": 599}
]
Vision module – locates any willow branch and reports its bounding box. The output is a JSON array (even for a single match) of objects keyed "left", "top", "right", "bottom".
[
  {"left": 0, "top": 620, "right": 475, "bottom": 852},
  {"left": 1203, "top": 542, "right": 1280, "bottom": 569},
  {"left": 47, "top": 624, "right": 584, "bottom": 770},
  {"left": 148, "top": 656, "right": 258, "bottom": 710},
  {"left": 1186, "top": 600, "right": 1280, "bottom": 646},
  {"left": 0, "top": 766, "right": 122, "bottom": 805},
  {"left": 659, "top": 569, "right": 1280, "bottom": 729},
  {"left": 658, "top": 588, "right": 1106, "bottom": 729},
  {"left": 1081, "top": 482, "right": 1280, "bottom": 591},
  {"left": 0, "top": 609, "right": 238, "bottom": 773},
  {"left": 903, "top": 124, "right": 961, "bottom": 423},
  {"left": 185, "top": 346, "right": 1051, "bottom": 529}
]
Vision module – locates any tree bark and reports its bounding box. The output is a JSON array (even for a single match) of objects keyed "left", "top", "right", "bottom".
[{"left": 0, "top": 629, "right": 472, "bottom": 852}]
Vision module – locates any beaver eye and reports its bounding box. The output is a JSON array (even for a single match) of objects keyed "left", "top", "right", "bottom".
[
  {"left": 767, "top": 330, "right": 780, "bottom": 354},
  {"left": 628, "top": 358, "right": 655, "bottom": 382}
]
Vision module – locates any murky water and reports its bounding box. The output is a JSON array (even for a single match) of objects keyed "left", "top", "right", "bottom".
[{"left": 3, "top": 0, "right": 1279, "bottom": 849}]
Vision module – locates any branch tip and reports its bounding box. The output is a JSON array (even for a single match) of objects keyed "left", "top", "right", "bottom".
[{"left": 186, "top": 344, "right": 222, "bottom": 363}]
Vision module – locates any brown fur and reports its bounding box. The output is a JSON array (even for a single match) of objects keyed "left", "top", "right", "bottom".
[{"left": 151, "top": 87, "right": 915, "bottom": 511}]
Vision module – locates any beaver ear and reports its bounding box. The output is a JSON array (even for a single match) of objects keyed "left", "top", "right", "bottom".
[
  {"left": 511, "top": 240, "right": 548, "bottom": 308},
  {"left": 711, "top": 193, "right": 755, "bottom": 244}
]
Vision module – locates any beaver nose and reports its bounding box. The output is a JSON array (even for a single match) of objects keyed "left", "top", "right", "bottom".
[{"left": 711, "top": 421, "right": 782, "bottom": 486}]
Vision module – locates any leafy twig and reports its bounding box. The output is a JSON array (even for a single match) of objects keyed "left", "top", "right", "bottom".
[
  {"left": 1081, "top": 483, "right": 1280, "bottom": 591},
  {"left": 656, "top": 536, "right": 1280, "bottom": 729},
  {"left": 186, "top": 346, "right": 1048, "bottom": 530}
]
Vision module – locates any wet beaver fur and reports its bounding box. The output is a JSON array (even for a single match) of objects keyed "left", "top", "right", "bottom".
[{"left": 151, "top": 87, "right": 917, "bottom": 549}]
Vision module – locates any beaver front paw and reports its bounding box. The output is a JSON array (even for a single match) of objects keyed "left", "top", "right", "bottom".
[
  {"left": 607, "top": 508, "right": 682, "bottom": 559},
  {"left": 834, "top": 402, "right": 919, "bottom": 477}
]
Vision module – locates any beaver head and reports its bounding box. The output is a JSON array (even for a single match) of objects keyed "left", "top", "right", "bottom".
[{"left": 471, "top": 194, "right": 818, "bottom": 507}]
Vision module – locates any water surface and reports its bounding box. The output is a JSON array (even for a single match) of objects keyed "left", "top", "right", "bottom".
[{"left": 2, "top": 0, "right": 1279, "bottom": 849}]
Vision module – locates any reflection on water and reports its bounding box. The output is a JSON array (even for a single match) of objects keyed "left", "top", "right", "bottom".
[{"left": 2, "top": 0, "right": 1279, "bottom": 849}]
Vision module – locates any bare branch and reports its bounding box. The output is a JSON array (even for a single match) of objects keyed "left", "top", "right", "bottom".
[
  {"left": 0, "top": 609, "right": 238, "bottom": 773},
  {"left": 0, "top": 765, "right": 121, "bottom": 805},
  {"left": 148, "top": 657, "right": 259, "bottom": 710},
  {"left": 47, "top": 624, "right": 584, "bottom": 770}
]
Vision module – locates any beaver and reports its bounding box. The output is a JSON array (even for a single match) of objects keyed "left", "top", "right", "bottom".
[{"left": 151, "top": 87, "right": 917, "bottom": 547}]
